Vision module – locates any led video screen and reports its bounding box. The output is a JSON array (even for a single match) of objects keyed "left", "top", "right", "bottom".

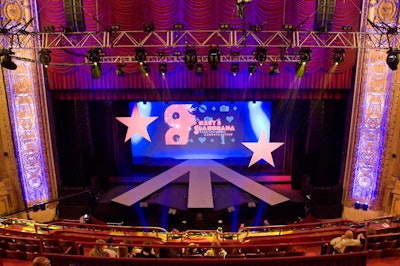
[{"left": 129, "top": 101, "right": 272, "bottom": 164}]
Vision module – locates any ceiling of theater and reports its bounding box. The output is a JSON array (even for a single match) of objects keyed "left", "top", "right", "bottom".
[{"left": 32, "top": 0, "right": 363, "bottom": 94}]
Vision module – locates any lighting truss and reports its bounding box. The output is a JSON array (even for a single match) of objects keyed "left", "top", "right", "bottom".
[
  {"left": 2, "top": 28, "right": 400, "bottom": 65},
  {"left": 0, "top": 29, "right": 396, "bottom": 50}
]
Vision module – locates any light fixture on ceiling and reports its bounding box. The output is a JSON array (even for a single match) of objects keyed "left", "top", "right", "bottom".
[
  {"left": 299, "top": 47, "right": 312, "bottom": 65},
  {"left": 87, "top": 48, "right": 102, "bottom": 65},
  {"left": 0, "top": 49, "right": 17, "bottom": 70},
  {"left": 219, "top": 23, "right": 231, "bottom": 31},
  {"left": 159, "top": 63, "right": 167, "bottom": 75},
  {"left": 333, "top": 48, "right": 345, "bottom": 65},
  {"left": 143, "top": 21, "right": 155, "bottom": 32},
  {"left": 248, "top": 62, "right": 256, "bottom": 75},
  {"left": 386, "top": 48, "right": 399, "bottom": 70},
  {"left": 109, "top": 24, "right": 120, "bottom": 34},
  {"left": 39, "top": 49, "right": 51, "bottom": 68},
  {"left": 208, "top": 46, "right": 221, "bottom": 70},
  {"left": 135, "top": 47, "right": 147, "bottom": 65},
  {"left": 87, "top": 48, "right": 102, "bottom": 78},
  {"left": 269, "top": 62, "right": 279, "bottom": 75},
  {"left": 116, "top": 63, "right": 126, "bottom": 77},
  {"left": 172, "top": 23, "right": 184, "bottom": 30},
  {"left": 141, "top": 63, "right": 149, "bottom": 76},
  {"left": 184, "top": 47, "right": 198, "bottom": 70},
  {"left": 254, "top": 47, "right": 267, "bottom": 66},
  {"left": 231, "top": 63, "right": 239, "bottom": 76}
]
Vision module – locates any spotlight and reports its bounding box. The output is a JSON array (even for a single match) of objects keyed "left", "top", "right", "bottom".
[
  {"left": 362, "top": 202, "right": 369, "bottom": 211},
  {"left": 143, "top": 21, "right": 155, "bottom": 32},
  {"left": 269, "top": 62, "right": 279, "bottom": 75},
  {"left": 0, "top": 49, "right": 17, "bottom": 70},
  {"left": 282, "top": 24, "right": 293, "bottom": 31},
  {"left": 141, "top": 63, "right": 149, "bottom": 76},
  {"left": 159, "top": 63, "right": 167, "bottom": 75},
  {"left": 195, "top": 63, "right": 204, "bottom": 75},
  {"left": 39, "top": 49, "right": 51, "bottom": 67},
  {"left": 135, "top": 47, "right": 147, "bottom": 65},
  {"left": 333, "top": 48, "right": 345, "bottom": 65},
  {"left": 208, "top": 46, "right": 221, "bottom": 70},
  {"left": 299, "top": 47, "right": 312, "bottom": 65},
  {"left": 386, "top": 48, "right": 400, "bottom": 70},
  {"left": 342, "top": 25, "right": 353, "bottom": 31},
  {"left": 219, "top": 23, "right": 231, "bottom": 30},
  {"left": 87, "top": 48, "right": 102, "bottom": 65},
  {"left": 248, "top": 62, "right": 256, "bottom": 75},
  {"left": 43, "top": 25, "right": 55, "bottom": 32},
  {"left": 185, "top": 47, "right": 198, "bottom": 70},
  {"left": 109, "top": 24, "right": 120, "bottom": 33},
  {"left": 354, "top": 201, "right": 361, "bottom": 209},
  {"left": 91, "top": 64, "right": 101, "bottom": 79},
  {"left": 227, "top": 206, "right": 235, "bottom": 213},
  {"left": 173, "top": 23, "right": 184, "bottom": 30},
  {"left": 32, "top": 205, "right": 39, "bottom": 212},
  {"left": 116, "top": 63, "right": 126, "bottom": 77},
  {"left": 173, "top": 50, "right": 182, "bottom": 56},
  {"left": 231, "top": 63, "right": 239, "bottom": 76},
  {"left": 254, "top": 47, "right": 267, "bottom": 66}
]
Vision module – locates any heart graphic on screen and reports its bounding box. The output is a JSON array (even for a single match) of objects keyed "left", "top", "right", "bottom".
[
  {"left": 198, "top": 137, "right": 206, "bottom": 143},
  {"left": 226, "top": 116, "right": 234, "bottom": 123}
]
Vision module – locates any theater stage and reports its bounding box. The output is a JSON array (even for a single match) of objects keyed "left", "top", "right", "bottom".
[{"left": 81, "top": 171, "right": 309, "bottom": 231}]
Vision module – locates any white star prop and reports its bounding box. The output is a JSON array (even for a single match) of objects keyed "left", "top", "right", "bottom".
[
  {"left": 242, "top": 130, "right": 284, "bottom": 167},
  {"left": 116, "top": 106, "right": 158, "bottom": 142}
]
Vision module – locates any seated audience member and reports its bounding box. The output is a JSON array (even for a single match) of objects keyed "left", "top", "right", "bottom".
[
  {"left": 104, "top": 237, "right": 118, "bottom": 257},
  {"left": 204, "top": 240, "right": 227, "bottom": 258},
  {"left": 135, "top": 241, "right": 158, "bottom": 258},
  {"left": 89, "top": 239, "right": 110, "bottom": 257},
  {"left": 238, "top": 223, "right": 246, "bottom": 233},
  {"left": 32, "top": 256, "right": 51, "bottom": 266},
  {"left": 185, "top": 242, "right": 202, "bottom": 256},
  {"left": 263, "top": 219, "right": 271, "bottom": 231},
  {"left": 330, "top": 230, "right": 364, "bottom": 253}
]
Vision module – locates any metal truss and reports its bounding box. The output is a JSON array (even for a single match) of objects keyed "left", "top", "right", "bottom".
[{"left": 1, "top": 29, "right": 399, "bottom": 64}]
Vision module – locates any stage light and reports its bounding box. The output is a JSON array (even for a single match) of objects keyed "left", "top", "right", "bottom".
[
  {"left": 195, "top": 63, "right": 204, "bottom": 75},
  {"left": 39, "top": 203, "right": 46, "bottom": 211},
  {"left": 269, "top": 62, "right": 280, "bottom": 75},
  {"left": 248, "top": 62, "right": 256, "bottom": 75},
  {"left": 159, "top": 63, "right": 167, "bottom": 75},
  {"left": 173, "top": 50, "right": 182, "bottom": 56},
  {"left": 135, "top": 48, "right": 147, "bottom": 65},
  {"left": 227, "top": 206, "right": 235, "bottom": 213},
  {"left": 116, "top": 63, "right": 126, "bottom": 77},
  {"left": 39, "top": 49, "right": 51, "bottom": 67},
  {"left": 219, "top": 23, "right": 231, "bottom": 30},
  {"left": 143, "top": 21, "right": 155, "bottom": 32},
  {"left": 0, "top": 49, "right": 17, "bottom": 70},
  {"left": 87, "top": 48, "right": 102, "bottom": 65},
  {"left": 295, "top": 62, "right": 305, "bottom": 78},
  {"left": 231, "top": 63, "right": 239, "bottom": 76},
  {"left": 141, "top": 63, "right": 149, "bottom": 76},
  {"left": 354, "top": 201, "right": 361, "bottom": 209},
  {"left": 43, "top": 25, "right": 55, "bottom": 32},
  {"left": 333, "top": 48, "right": 345, "bottom": 65},
  {"left": 184, "top": 47, "right": 197, "bottom": 70},
  {"left": 32, "top": 205, "right": 39, "bottom": 212},
  {"left": 342, "top": 25, "right": 352, "bottom": 31},
  {"left": 254, "top": 47, "right": 267, "bottom": 66},
  {"left": 282, "top": 24, "right": 293, "bottom": 31},
  {"left": 248, "top": 202, "right": 256, "bottom": 208},
  {"left": 173, "top": 23, "right": 184, "bottom": 30},
  {"left": 208, "top": 46, "right": 221, "bottom": 70},
  {"left": 362, "top": 202, "right": 369, "bottom": 211},
  {"left": 91, "top": 64, "right": 102, "bottom": 79},
  {"left": 386, "top": 48, "right": 399, "bottom": 70},
  {"left": 299, "top": 47, "right": 312, "bottom": 65},
  {"left": 109, "top": 24, "right": 120, "bottom": 33}
]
